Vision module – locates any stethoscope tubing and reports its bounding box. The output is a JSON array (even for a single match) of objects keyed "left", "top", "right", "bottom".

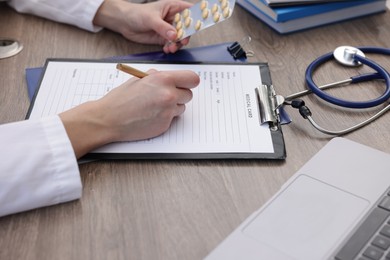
[
  {"left": 305, "top": 47, "right": 390, "bottom": 109},
  {"left": 285, "top": 72, "right": 383, "bottom": 101}
]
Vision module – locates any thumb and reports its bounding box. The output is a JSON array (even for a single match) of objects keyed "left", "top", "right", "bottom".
[
  {"left": 148, "top": 1, "right": 193, "bottom": 43},
  {"left": 151, "top": 17, "right": 178, "bottom": 42}
]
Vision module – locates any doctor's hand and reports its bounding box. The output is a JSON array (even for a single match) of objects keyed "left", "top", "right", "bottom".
[
  {"left": 59, "top": 70, "right": 200, "bottom": 158},
  {"left": 93, "top": 0, "right": 193, "bottom": 54}
]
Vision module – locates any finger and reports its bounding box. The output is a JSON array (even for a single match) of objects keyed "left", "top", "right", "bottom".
[
  {"left": 163, "top": 44, "right": 170, "bottom": 54},
  {"left": 166, "top": 42, "right": 183, "bottom": 53},
  {"left": 179, "top": 37, "right": 190, "bottom": 46},
  {"left": 163, "top": 42, "right": 177, "bottom": 54},
  {"left": 177, "top": 88, "right": 193, "bottom": 105},
  {"left": 162, "top": 70, "right": 200, "bottom": 89},
  {"left": 149, "top": 17, "right": 177, "bottom": 42},
  {"left": 174, "top": 104, "right": 186, "bottom": 117},
  {"left": 163, "top": 34, "right": 190, "bottom": 53},
  {"left": 146, "top": 68, "right": 158, "bottom": 74},
  {"left": 151, "top": 1, "right": 193, "bottom": 42},
  {"left": 163, "top": 1, "right": 193, "bottom": 23}
]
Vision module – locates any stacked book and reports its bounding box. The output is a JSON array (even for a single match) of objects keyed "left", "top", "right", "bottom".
[{"left": 236, "top": 0, "right": 388, "bottom": 34}]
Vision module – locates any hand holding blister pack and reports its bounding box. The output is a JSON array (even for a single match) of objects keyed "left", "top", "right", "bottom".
[{"left": 172, "top": 0, "right": 236, "bottom": 41}]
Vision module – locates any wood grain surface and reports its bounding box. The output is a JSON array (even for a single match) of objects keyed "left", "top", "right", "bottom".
[{"left": 1, "top": 2, "right": 390, "bottom": 259}]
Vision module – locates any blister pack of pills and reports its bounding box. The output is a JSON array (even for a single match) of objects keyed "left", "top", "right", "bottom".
[{"left": 172, "top": 0, "right": 236, "bottom": 41}]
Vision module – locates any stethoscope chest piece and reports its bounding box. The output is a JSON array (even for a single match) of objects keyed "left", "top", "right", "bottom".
[{"left": 333, "top": 46, "right": 365, "bottom": 67}]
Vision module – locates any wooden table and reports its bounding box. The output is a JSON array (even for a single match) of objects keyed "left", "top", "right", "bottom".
[{"left": 1, "top": 2, "right": 390, "bottom": 259}]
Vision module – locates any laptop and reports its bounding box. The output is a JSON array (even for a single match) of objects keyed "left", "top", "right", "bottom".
[{"left": 205, "top": 137, "right": 390, "bottom": 260}]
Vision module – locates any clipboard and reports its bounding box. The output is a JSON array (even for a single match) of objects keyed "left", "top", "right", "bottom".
[{"left": 26, "top": 59, "right": 286, "bottom": 160}]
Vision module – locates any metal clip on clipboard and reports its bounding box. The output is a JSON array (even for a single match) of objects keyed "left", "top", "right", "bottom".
[
  {"left": 255, "top": 84, "right": 286, "bottom": 131},
  {"left": 227, "top": 36, "right": 254, "bottom": 60}
]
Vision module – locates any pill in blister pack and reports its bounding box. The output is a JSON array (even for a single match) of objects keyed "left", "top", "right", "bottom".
[{"left": 172, "top": 0, "right": 236, "bottom": 41}]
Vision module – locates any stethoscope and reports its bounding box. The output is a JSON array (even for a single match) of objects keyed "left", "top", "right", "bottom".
[{"left": 281, "top": 46, "right": 390, "bottom": 135}]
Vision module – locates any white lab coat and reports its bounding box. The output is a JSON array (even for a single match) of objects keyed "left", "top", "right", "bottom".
[
  {"left": 1, "top": 0, "right": 105, "bottom": 217},
  {"left": 0, "top": 116, "right": 82, "bottom": 217},
  {"left": 7, "top": 0, "right": 104, "bottom": 32}
]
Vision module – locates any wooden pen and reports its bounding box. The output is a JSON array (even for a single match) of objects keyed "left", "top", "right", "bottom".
[{"left": 116, "top": 63, "right": 149, "bottom": 78}]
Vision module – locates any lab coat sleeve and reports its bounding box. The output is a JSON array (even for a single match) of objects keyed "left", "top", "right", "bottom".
[
  {"left": 7, "top": 0, "right": 105, "bottom": 32},
  {"left": 0, "top": 116, "right": 82, "bottom": 217}
]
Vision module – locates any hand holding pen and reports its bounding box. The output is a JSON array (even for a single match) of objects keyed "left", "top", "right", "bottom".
[
  {"left": 106, "top": 63, "right": 200, "bottom": 140},
  {"left": 60, "top": 63, "right": 199, "bottom": 158}
]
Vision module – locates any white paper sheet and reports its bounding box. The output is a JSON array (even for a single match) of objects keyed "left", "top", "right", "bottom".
[{"left": 28, "top": 60, "right": 274, "bottom": 154}]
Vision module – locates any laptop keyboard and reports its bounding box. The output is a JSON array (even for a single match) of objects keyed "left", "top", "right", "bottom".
[{"left": 335, "top": 193, "right": 390, "bottom": 260}]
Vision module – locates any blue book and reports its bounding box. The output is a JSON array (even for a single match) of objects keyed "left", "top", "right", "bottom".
[
  {"left": 237, "top": 0, "right": 386, "bottom": 33},
  {"left": 265, "top": 0, "right": 357, "bottom": 7},
  {"left": 246, "top": 0, "right": 383, "bottom": 22}
]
